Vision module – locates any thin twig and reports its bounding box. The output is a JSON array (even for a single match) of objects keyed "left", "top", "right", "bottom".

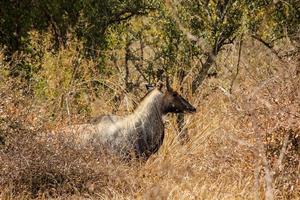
[
  {"left": 275, "top": 132, "right": 290, "bottom": 172},
  {"left": 230, "top": 35, "right": 243, "bottom": 94}
]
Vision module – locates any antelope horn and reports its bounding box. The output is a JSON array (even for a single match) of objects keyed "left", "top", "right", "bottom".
[{"left": 166, "top": 75, "right": 171, "bottom": 91}]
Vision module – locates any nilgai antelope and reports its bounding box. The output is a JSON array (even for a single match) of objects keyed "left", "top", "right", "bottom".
[{"left": 63, "top": 82, "right": 196, "bottom": 160}]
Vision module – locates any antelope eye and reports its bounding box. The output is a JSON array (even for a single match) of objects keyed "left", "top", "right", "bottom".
[{"left": 172, "top": 93, "right": 177, "bottom": 97}]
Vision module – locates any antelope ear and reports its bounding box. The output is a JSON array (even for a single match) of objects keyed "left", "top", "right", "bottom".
[
  {"left": 156, "top": 81, "right": 164, "bottom": 91},
  {"left": 145, "top": 84, "right": 155, "bottom": 92}
]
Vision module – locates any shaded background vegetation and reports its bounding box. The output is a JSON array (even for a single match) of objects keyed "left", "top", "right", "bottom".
[{"left": 0, "top": 0, "right": 299, "bottom": 199}]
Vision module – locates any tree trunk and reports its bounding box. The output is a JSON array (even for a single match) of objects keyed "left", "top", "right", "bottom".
[
  {"left": 191, "top": 51, "right": 217, "bottom": 94},
  {"left": 177, "top": 46, "right": 218, "bottom": 144},
  {"left": 176, "top": 69, "right": 189, "bottom": 144}
]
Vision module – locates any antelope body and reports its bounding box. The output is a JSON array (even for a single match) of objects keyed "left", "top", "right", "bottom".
[{"left": 65, "top": 84, "right": 196, "bottom": 160}]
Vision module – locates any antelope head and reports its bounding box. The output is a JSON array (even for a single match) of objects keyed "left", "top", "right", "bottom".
[{"left": 147, "top": 79, "right": 196, "bottom": 114}]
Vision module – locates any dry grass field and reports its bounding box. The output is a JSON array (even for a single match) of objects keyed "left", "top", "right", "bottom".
[{"left": 0, "top": 36, "right": 299, "bottom": 199}]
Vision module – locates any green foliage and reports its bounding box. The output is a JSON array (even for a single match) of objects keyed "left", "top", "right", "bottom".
[
  {"left": 0, "top": 0, "right": 299, "bottom": 114},
  {"left": 172, "top": 0, "right": 299, "bottom": 50},
  {"left": 246, "top": 0, "right": 300, "bottom": 42},
  {"left": 0, "top": 0, "right": 160, "bottom": 56}
]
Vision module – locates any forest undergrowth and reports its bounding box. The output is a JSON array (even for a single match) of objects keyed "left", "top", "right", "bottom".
[{"left": 0, "top": 34, "right": 299, "bottom": 200}]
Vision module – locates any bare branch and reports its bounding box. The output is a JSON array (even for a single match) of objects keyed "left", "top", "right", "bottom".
[
  {"left": 230, "top": 35, "right": 243, "bottom": 93},
  {"left": 275, "top": 132, "right": 290, "bottom": 172}
]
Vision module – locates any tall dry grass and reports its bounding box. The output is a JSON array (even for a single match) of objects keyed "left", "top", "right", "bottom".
[{"left": 0, "top": 35, "right": 299, "bottom": 199}]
